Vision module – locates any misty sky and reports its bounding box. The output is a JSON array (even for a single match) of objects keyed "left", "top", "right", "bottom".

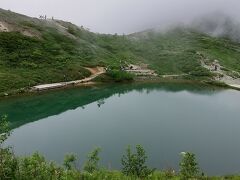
[{"left": 1, "top": 0, "right": 240, "bottom": 34}]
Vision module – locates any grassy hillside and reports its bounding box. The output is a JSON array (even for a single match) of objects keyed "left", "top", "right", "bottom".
[{"left": 1, "top": 9, "right": 240, "bottom": 95}]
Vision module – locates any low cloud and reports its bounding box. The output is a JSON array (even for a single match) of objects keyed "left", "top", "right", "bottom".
[{"left": 1, "top": 0, "right": 240, "bottom": 34}]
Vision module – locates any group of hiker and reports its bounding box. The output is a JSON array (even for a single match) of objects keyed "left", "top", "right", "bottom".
[{"left": 39, "top": 15, "right": 54, "bottom": 20}]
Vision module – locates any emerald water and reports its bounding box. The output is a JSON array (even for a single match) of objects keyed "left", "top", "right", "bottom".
[{"left": 1, "top": 83, "right": 240, "bottom": 175}]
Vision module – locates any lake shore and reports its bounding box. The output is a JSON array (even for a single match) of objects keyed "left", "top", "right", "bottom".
[{"left": 0, "top": 75, "right": 232, "bottom": 99}]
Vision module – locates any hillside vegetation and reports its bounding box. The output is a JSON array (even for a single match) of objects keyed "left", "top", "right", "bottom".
[{"left": 1, "top": 8, "right": 240, "bottom": 95}]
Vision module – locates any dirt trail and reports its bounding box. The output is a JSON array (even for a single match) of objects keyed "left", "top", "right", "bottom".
[
  {"left": 125, "top": 64, "right": 187, "bottom": 78},
  {"left": 0, "top": 21, "right": 9, "bottom": 32},
  {"left": 31, "top": 67, "right": 105, "bottom": 91},
  {"left": 85, "top": 67, "right": 103, "bottom": 74},
  {"left": 200, "top": 57, "right": 240, "bottom": 89}
]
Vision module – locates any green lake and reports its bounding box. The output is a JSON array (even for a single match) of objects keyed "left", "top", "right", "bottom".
[{"left": 1, "top": 83, "right": 240, "bottom": 175}]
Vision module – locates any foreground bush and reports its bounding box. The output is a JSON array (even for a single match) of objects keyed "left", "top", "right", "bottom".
[
  {"left": 179, "top": 152, "right": 199, "bottom": 179},
  {"left": 83, "top": 147, "right": 101, "bottom": 173},
  {"left": 121, "top": 145, "right": 155, "bottom": 178}
]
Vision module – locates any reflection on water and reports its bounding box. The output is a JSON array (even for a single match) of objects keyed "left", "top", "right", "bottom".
[
  {"left": 0, "top": 83, "right": 219, "bottom": 129},
  {"left": 1, "top": 83, "right": 240, "bottom": 175}
]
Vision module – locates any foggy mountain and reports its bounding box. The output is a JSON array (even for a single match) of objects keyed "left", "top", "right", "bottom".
[{"left": 191, "top": 12, "right": 240, "bottom": 42}]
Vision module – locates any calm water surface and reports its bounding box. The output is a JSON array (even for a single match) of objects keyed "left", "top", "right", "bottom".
[{"left": 1, "top": 83, "right": 240, "bottom": 175}]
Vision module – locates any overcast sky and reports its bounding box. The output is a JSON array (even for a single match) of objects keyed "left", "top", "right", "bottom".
[{"left": 1, "top": 0, "right": 240, "bottom": 34}]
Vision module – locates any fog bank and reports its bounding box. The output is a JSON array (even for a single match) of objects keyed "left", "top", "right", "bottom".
[{"left": 1, "top": 0, "right": 240, "bottom": 34}]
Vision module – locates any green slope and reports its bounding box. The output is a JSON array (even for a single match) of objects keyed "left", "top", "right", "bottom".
[{"left": 0, "top": 8, "right": 240, "bottom": 95}]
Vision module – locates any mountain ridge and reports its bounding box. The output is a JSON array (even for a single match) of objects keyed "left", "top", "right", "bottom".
[{"left": 1, "top": 8, "right": 240, "bottom": 95}]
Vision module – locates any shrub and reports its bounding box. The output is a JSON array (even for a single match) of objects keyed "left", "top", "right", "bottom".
[
  {"left": 107, "top": 69, "right": 134, "bottom": 82},
  {"left": 63, "top": 153, "right": 77, "bottom": 170},
  {"left": 0, "top": 115, "right": 10, "bottom": 144},
  {"left": 0, "top": 115, "right": 18, "bottom": 179},
  {"left": 179, "top": 152, "right": 199, "bottom": 179},
  {"left": 121, "top": 145, "right": 154, "bottom": 178},
  {"left": 0, "top": 148, "right": 18, "bottom": 179},
  {"left": 83, "top": 147, "right": 101, "bottom": 173},
  {"left": 164, "top": 168, "right": 176, "bottom": 179}
]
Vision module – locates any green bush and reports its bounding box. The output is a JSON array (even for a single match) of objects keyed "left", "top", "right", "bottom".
[
  {"left": 0, "top": 148, "right": 18, "bottom": 179},
  {"left": 0, "top": 115, "right": 10, "bottom": 144},
  {"left": 179, "top": 152, "right": 199, "bottom": 179},
  {"left": 63, "top": 153, "right": 77, "bottom": 170},
  {"left": 107, "top": 70, "right": 134, "bottom": 82},
  {"left": 0, "top": 115, "right": 18, "bottom": 179},
  {"left": 121, "top": 145, "right": 155, "bottom": 178},
  {"left": 83, "top": 147, "right": 101, "bottom": 173}
]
